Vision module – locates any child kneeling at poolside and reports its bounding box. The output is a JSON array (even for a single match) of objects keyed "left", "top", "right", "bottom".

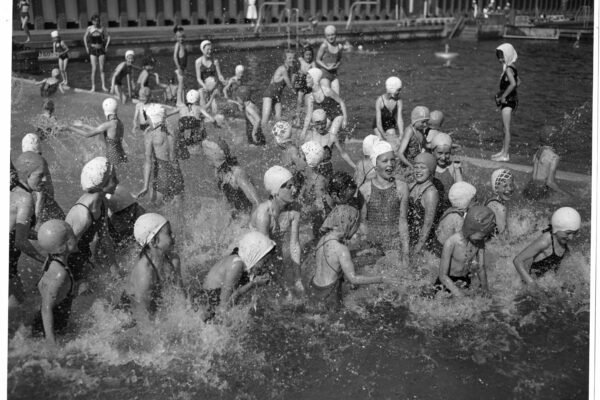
[
  {"left": 435, "top": 205, "right": 496, "bottom": 298},
  {"left": 201, "top": 231, "right": 274, "bottom": 319},
  {"left": 305, "top": 205, "right": 393, "bottom": 311}
]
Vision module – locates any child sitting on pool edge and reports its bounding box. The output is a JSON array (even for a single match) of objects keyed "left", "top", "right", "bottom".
[{"left": 434, "top": 205, "right": 496, "bottom": 298}]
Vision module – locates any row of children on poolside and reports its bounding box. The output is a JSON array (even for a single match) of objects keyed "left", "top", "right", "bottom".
[{"left": 11, "top": 107, "right": 582, "bottom": 344}]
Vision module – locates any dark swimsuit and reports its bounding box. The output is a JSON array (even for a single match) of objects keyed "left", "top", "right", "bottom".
[
  {"left": 53, "top": 41, "right": 69, "bottom": 60},
  {"left": 67, "top": 201, "right": 106, "bottom": 281},
  {"left": 372, "top": 96, "right": 398, "bottom": 131},
  {"left": 9, "top": 181, "right": 36, "bottom": 302},
  {"left": 113, "top": 63, "right": 132, "bottom": 86},
  {"left": 405, "top": 126, "right": 425, "bottom": 164},
  {"left": 88, "top": 27, "right": 106, "bottom": 57},
  {"left": 529, "top": 227, "right": 568, "bottom": 277},
  {"left": 314, "top": 94, "right": 343, "bottom": 121},
  {"left": 104, "top": 115, "right": 128, "bottom": 165},
  {"left": 366, "top": 182, "right": 402, "bottom": 251},
  {"left": 263, "top": 78, "right": 287, "bottom": 104},
  {"left": 177, "top": 52, "right": 188, "bottom": 71},
  {"left": 40, "top": 80, "right": 60, "bottom": 97},
  {"left": 317, "top": 144, "right": 333, "bottom": 179},
  {"left": 108, "top": 203, "right": 146, "bottom": 248},
  {"left": 200, "top": 60, "right": 217, "bottom": 81},
  {"left": 498, "top": 66, "right": 518, "bottom": 110},
  {"left": 485, "top": 197, "right": 504, "bottom": 236},
  {"left": 217, "top": 166, "right": 254, "bottom": 213},
  {"left": 308, "top": 239, "right": 344, "bottom": 311},
  {"left": 319, "top": 44, "right": 342, "bottom": 81},
  {"left": 408, "top": 181, "right": 438, "bottom": 250},
  {"left": 31, "top": 256, "right": 75, "bottom": 337}
]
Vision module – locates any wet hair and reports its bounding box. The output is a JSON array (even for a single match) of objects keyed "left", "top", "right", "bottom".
[
  {"left": 173, "top": 24, "right": 184, "bottom": 34},
  {"left": 496, "top": 49, "right": 504, "bottom": 59},
  {"left": 91, "top": 14, "right": 99, "bottom": 22},
  {"left": 301, "top": 45, "right": 314, "bottom": 56}
]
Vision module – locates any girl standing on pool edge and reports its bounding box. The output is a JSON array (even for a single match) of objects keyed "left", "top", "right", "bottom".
[
  {"left": 83, "top": 14, "right": 111, "bottom": 93},
  {"left": 492, "top": 43, "right": 520, "bottom": 162}
]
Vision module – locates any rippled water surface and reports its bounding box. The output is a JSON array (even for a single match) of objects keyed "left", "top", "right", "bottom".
[{"left": 9, "top": 37, "right": 592, "bottom": 399}]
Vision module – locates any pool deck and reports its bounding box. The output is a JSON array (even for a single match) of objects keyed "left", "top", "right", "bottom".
[{"left": 13, "top": 19, "right": 451, "bottom": 61}]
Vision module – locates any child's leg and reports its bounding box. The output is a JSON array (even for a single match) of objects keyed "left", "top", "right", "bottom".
[
  {"left": 99, "top": 54, "right": 108, "bottom": 91},
  {"left": 295, "top": 91, "right": 304, "bottom": 124},
  {"left": 21, "top": 16, "right": 30, "bottom": 42},
  {"left": 501, "top": 107, "right": 512, "bottom": 155},
  {"left": 261, "top": 97, "right": 272, "bottom": 134},
  {"left": 61, "top": 59, "right": 69, "bottom": 85},
  {"left": 274, "top": 102, "right": 282, "bottom": 121},
  {"left": 329, "top": 116, "right": 343, "bottom": 137},
  {"left": 89, "top": 55, "right": 97, "bottom": 91},
  {"left": 331, "top": 78, "right": 340, "bottom": 96}
]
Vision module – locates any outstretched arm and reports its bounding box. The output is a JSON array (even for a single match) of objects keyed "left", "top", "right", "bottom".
[
  {"left": 513, "top": 234, "right": 550, "bottom": 285},
  {"left": 438, "top": 238, "right": 463, "bottom": 297}
]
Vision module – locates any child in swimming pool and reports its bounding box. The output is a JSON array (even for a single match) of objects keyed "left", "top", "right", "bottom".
[
  {"left": 435, "top": 205, "right": 496, "bottom": 297},
  {"left": 513, "top": 207, "right": 580, "bottom": 285},
  {"left": 106, "top": 184, "right": 146, "bottom": 249},
  {"left": 136, "top": 57, "right": 160, "bottom": 92},
  {"left": 373, "top": 76, "right": 404, "bottom": 151},
  {"left": 51, "top": 31, "right": 69, "bottom": 86},
  {"left": 261, "top": 50, "right": 295, "bottom": 135},
  {"left": 353, "top": 134, "right": 379, "bottom": 189},
  {"left": 173, "top": 26, "right": 187, "bottom": 74},
  {"left": 163, "top": 75, "right": 179, "bottom": 106},
  {"left": 328, "top": 171, "right": 361, "bottom": 211},
  {"left": 425, "top": 110, "right": 445, "bottom": 147},
  {"left": 486, "top": 168, "right": 515, "bottom": 235},
  {"left": 299, "top": 140, "right": 331, "bottom": 240},
  {"left": 430, "top": 132, "right": 464, "bottom": 210},
  {"left": 294, "top": 45, "right": 316, "bottom": 124},
  {"left": 202, "top": 231, "right": 274, "bottom": 319},
  {"left": 119, "top": 213, "right": 183, "bottom": 323},
  {"left": 200, "top": 76, "right": 221, "bottom": 118},
  {"left": 132, "top": 87, "right": 152, "bottom": 133},
  {"left": 398, "top": 106, "right": 430, "bottom": 168},
  {"left": 316, "top": 25, "right": 343, "bottom": 95},
  {"left": 272, "top": 120, "right": 305, "bottom": 173},
  {"left": 235, "top": 85, "right": 265, "bottom": 145},
  {"left": 223, "top": 65, "right": 245, "bottom": 101},
  {"left": 522, "top": 125, "right": 571, "bottom": 200},
  {"left": 32, "top": 220, "right": 78, "bottom": 344},
  {"left": 110, "top": 50, "right": 135, "bottom": 103},
  {"left": 436, "top": 181, "right": 477, "bottom": 248},
  {"left": 35, "top": 69, "right": 64, "bottom": 97}
]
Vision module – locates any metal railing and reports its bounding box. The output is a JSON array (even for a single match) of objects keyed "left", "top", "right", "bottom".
[
  {"left": 254, "top": 1, "right": 288, "bottom": 33},
  {"left": 346, "top": 1, "right": 379, "bottom": 30}
]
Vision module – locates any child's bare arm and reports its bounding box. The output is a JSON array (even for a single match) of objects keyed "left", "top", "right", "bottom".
[{"left": 438, "top": 237, "right": 463, "bottom": 297}]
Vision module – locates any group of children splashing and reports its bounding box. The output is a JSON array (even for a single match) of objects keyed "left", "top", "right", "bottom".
[{"left": 10, "top": 24, "right": 583, "bottom": 345}]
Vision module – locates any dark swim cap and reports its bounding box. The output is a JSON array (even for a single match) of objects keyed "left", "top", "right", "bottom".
[
  {"left": 15, "top": 151, "right": 45, "bottom": 180},
  {"left": 462, "top": 205, "right": 496, "bottom": 240}
]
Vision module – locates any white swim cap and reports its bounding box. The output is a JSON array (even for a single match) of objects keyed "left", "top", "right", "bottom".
[
  {"left": 50, "top": 30, "right": 59, "bottom": 38},
  {"left": 362, "top": 134, "right": 380, "bottom": 156},
  {"left": 301, "top": 141, "right": 325, "bottom": 168},
  {"left": 145, "top": 103, "right": 166, "bottom": 126},
  {"left": 186, "top": 89, "right": 199, "bottom": 104},
  {"left": 200, "top": 40, "right": 212, "bottom": 54},
  {"left": 491, "top": 168, "right": 513, "bottom": 192},
  {"left": 106, "top": 185, "right": 137, "bottom": 213},
  {"left": 272, "top": 121, "right": 292, "bottom": 144},
  {"left": 264, "top": 165, "right": 293, "bottom": 196},
  {"left": 385, "top": 76, "right": 402, "bottom": 94},
  {"left": 496, "top": 43, "right": 518, "bottom": 66},
  {"left": 429, "top": 110, "right": 444, "bottom": 127},
  {"left": 202, "top": 140, "right": 227, "bottom": 166},
  {"left": 125, "top": 50, "right": 135, "bottom": 59},
  {"left": 448, "top": 182, "right": 477, "bottom": 209},
  {"left": 370, "top": 140, "right": 394, "bottom": 166},
  {"left": 311, "top": 109, "right": 327, "bottom": 122},
  {"left": 102, "top": 98, "right": 118, "bottom": 117},
  {"left": 324, "top": 25, "right": 336, "bottom": 35},
  {"left": 134, "top": 213, "right": 169, "bottom": 247},
  {"left": 431, "top": 132, "right": 452, "bottom": 150},
  {"left": 22, "top": 133, "right": 41, "bottom": 154},
  {"left": 205, "top": 76, "right": 217, "bottom": 91},
  {"left": 235, "top": 65, "right": 244, "bottom": 74},
  {"left": 307, "top": 68, "right": 323, "bottom": 86},
  {"left": 411, "top": 106, "right": 430, "bottom": 124},
  {"left": 238, "top": 231, "right": 275, "bottom": 271},
  {"left": 51, "top": 68, "right": 60, "bottom": 78},
  {"left": 38, "top": 219, "right": 74, "bottom": 254},
  {"left": 81, "top": 156, "right": 112, "bottom": 192},
  {"left": 551, "top": 207, "right": 581, "bottom": 233}
]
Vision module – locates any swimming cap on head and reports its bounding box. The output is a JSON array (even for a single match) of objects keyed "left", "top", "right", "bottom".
[
  {"left": 411, "top": 106, "right": 430, "bottom": 124},
  {"left": 138, "top": 87, "right": 151, "bottom": 101},
  {"left": 272, "top": 121, "right": 292, "bottom": 144},
  {"left": 429, "top": 110, "right": 444, "bottom": 128},
  {"left": 37, "top": 219, "right": 75, "bottom": 254},
  {"left": 320, "top": 204, "right": 360, "bottom": 239},
  {"left": 134, "top": 213, "right": 169, "bottom": 247},
  {"left": 462, "top": 205, "right": 496, "bottom": 240},
  {"left": 15, "top": 151, "right": 45, "bottom": 180},
  {"left": 324, "top": 25, "right": 336, "bottom": 35},
  {"left": 145, "top": 103, "right": 165, "bottom": 126},
  {"left": 125, "top": 50, "right": 134, "bottom": 59},
  {"left": 200, "top": 40, "right": 211, "bottom": 54},
  {"left": 186, "top": 89, "right": 199, "bottom": 104},
  {"left": 385, "top": 76, "right": 402, "bottom": 94},
  {"left": 301, "top": 141, "right": 325, "bottom": 168},
  {"left": 431, "top": 132, "right": 452, "bottom": 150},
  {"left": 50, "top": 31, "right": 59, "bottom": 38},
  {"left": 202, "top": 140, "right": 227, "bottom": 167},
  {"left": 448, "top": 182, "right": 477, "bottom": 209},
  {"left": 81, "top": 156, "right": 112, "bottom": 192},
  {"left": 238, "top": 231, "right": 276, "bottom": 271},
  {"left": 311, "top": 109, "right": 327, "bottom": 122},
  {"left": 551, "top": 207, "right": 581, "bottom": 233},
  {"left": 426, "top": 129, "right": 442, "bottom": 144},
  {"left": 235, "top": 65, "right": 244, "bottom": 74},
  {"left": 22, "top": 133, "right": 41, "bottom": 154},
  {"left": 264, "top": 166, "right": 293, "bottom": 196},
  {"left": 491, "top": 168, "right": 513, "bottom": 192},
  {"left": 106, "top": 184, "right": 137, "bottom": 213},
  {"left": 370, "top": 140, "right": 394, "bottom": 166},
  {"left": 362, "top": 134, "right": 380, "bottom": 156},
  {"left": 51, "top": 68, "right": 60, "bottom": 78},
  {"left": 102, "top": 98, "right": 118, "bottom": 117},
  {"left": 205, "top": 76, "right": 217, "bottom": 91},
  {"left": 496, "top": 43, "right": 518, "bottom": 67},
  {"left": 413, "top": 152, "right": 437, "bottom": 174},
  {"left": 307, "top": 68, "right": 323, "bottom": 86}
]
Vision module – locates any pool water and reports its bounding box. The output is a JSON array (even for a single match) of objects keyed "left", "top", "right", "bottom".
[{"left": 8, "top": 37, "right": 592, "bottom": 400}]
